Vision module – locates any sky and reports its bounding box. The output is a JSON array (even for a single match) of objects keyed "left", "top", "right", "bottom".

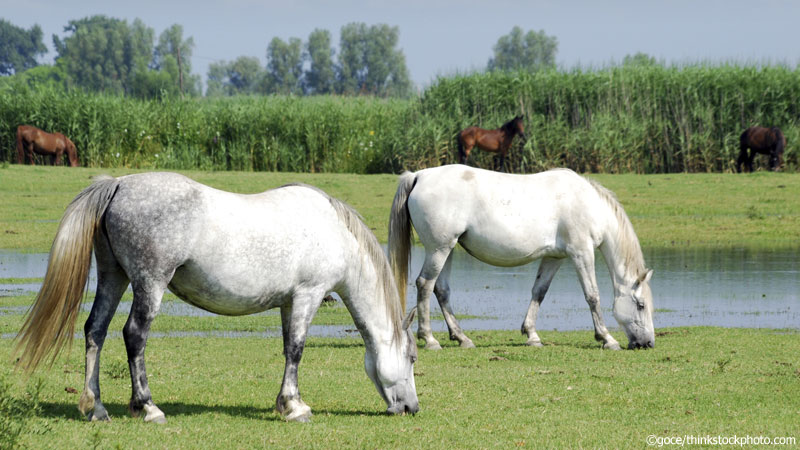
[{"left": 2, "top": 0, "right": 799, "bottom": 90}]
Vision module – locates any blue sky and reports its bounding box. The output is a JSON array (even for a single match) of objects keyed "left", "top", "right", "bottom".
[{"left": 2, "top": 0, "right": 799, "bottom": 89}]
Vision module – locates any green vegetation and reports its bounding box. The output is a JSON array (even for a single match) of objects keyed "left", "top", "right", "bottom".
[
  {"left": 4, "top": 64, "right": 799, "bottom": 173},
  {"left": 0, "top": 326, "right": 796, "bottom": 448},
  {"left": 1, "top": 166, "right": 798, "bottom": 252}
]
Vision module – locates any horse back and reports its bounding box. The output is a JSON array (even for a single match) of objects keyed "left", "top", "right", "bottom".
[{"left": 409, "top": 166, "right": 606, "bottom": 265}]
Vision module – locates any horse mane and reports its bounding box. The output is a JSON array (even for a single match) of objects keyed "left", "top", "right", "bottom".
[
  {"left": 584, "top": 176, "right": 647, "bottom": 279},
  {"left": 282, "top": 183, "right": 404, "bottom": 341}
]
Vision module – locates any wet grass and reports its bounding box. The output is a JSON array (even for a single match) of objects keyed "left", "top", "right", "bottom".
[
  {"left": 2, "top": 165, "right": 800, "bottom": 252},
  {"left": 1, "top": 327, "right": 798, "bottom": 448}
]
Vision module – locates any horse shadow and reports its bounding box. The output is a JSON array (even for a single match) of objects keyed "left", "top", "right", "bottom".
[{"left": 36, "top": 401, "right": 387, "bottom": 421}]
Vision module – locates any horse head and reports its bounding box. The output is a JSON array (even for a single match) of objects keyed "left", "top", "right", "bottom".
[
  {"left": 365, "top": 307, "right": 419, "bottom": 415},
  {"left": 513, "top": 115, "right": 527, "bottom": 141},
  {"left": 613, "top": 269, "right": 655, "bottom": 349}
]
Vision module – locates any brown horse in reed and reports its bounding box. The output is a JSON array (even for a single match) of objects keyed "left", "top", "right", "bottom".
[
  {"left": 737, "top": 126, "right": 785, "bottom": 172},
  {"left": 16, "top": 125, "right": 79, "bottom": 167},
  {"left": 457, "top": 115, "right": 526, "bottom": 171}
]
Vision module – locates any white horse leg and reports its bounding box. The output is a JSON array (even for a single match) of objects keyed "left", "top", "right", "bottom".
[
  {"left": 124, "top": 281, "right": 167, "bottom": 423},
  {"left": 79, "top": 265, "right": 129, "bottom": 421},
  {"left": 521, "top": 257, "right": 564, "bottom": 347},
  {"left": 434, "top": 253, "right": 474, "bottom": 348},
  {"left": 415, "top": 247, "right": 454, "bottom": 350},
  {"left": 571, "top": 251, "right": 621, "bottom": 350},
  {"left": 276, "top": 292, "right": 323, "bottom": 422}
]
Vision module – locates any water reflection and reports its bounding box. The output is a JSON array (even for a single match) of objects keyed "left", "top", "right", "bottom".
[{"left": 2, "top": 247, "right": 798, "bottom": 333}]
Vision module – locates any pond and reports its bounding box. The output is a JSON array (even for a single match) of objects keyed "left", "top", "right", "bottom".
[{"left": 1, "top": 247, "right": 798, "bottom": 337}]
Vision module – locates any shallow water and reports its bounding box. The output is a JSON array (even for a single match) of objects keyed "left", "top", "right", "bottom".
[{"left": 1, "top": 247, "right": 798, "bottom": 336}]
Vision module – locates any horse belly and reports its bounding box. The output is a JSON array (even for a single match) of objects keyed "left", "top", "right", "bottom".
[
  {"left": 459, "top": 224, "right": 557, "bottom": 267},
  {"left": 167, "top": 263, "right": 292, "bottom": 315}
]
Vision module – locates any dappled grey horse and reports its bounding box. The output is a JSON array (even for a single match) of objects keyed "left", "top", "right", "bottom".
[
  {"left": 389, "top": 165, "right": 655, "bottom": 350},
  {"left": 15, "top": 172, "right": 418, "bottom": 423}
]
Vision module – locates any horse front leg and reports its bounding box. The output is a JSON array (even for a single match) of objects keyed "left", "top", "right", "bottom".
[
  {"left": 521, "top": 257, "right": 564, "bottom": 346},
  {"left": 124, "top": 282, "right": 167, "bottom": 423},
  {"left": 571, "top": 251, "right": 621, "bottom": 350},
  {"left": 433, "top": 253, "right": 474, "bottom": 348},
  {"left": 276, "top": 292, "right": 323, "bottom": 422},
  {"left": 79, "top": 265, "right": 128, "bottom": 422}
]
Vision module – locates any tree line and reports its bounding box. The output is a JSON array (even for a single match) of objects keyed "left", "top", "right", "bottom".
[{"left": 1, "top": 17, "right": 560, "bottom": 98}]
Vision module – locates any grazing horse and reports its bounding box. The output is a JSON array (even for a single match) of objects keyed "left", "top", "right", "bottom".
[
  {"left": 16, "top": 125, "right": 79, "bottom": 167},
  {"left": 457, "top": 115, "right": 526, "bottom": 171},
  {"left": 389, "top": 165, "right": 655, "bottom": 351},
  {"left": 737, "top": 126, "right": 785, "bottom": 172},
  {"left": 14, "top": 172, "right": 418, "bottom": 423}
]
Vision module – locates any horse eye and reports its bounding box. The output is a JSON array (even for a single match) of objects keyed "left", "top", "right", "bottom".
[{"left": 635, "top": 299, "right": 645, "bottom": 311}]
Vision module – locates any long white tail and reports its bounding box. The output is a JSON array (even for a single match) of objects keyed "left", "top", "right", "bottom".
[
  {"left": 14, "top": 176, "right": 119, "bottom": 372},
  {"left": 388, "top": 171, "right": 417, "bottom": 310}
]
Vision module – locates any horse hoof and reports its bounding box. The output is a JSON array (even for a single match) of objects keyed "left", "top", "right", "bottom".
[
  {"left": 87, "top": 407, "right": 111, "bottom": 422},
  {"left": 526, "top": 340, "right": 543, "bottom": 347},
  {"left": 603, "top": 342, "right": 622, "bottom": 351},
  {"left": 424, "top": 342, "right": 442, "bottom": 351},
  {"left": 459, "top": 339, "right": 476, "bottom": 349},
  {"left": 143, "top": 404, "right": 167, "bottom": 424}
]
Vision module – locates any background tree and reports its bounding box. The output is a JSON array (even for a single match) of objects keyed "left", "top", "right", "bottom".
[
  {"left": 53, "top": 15, "right": 154, "bottom": 94},
  {"left": 153, "top": 24, "right": 200, "bottom": 96},
  {"left": 487, "top": 26, "right": 558, "bottom": 71},
  {"left": 304, "top": 29, "right": 336, "bottom": 95},
  {"left": 265, "top": 37, "right": 304, "bottom": 95},
  {"left": 0, "top": 19, "right": 48, "bottom": 75},
  {"left": 623, "top": 52, "right": 659, "bottom": 67},
  {"left": 337, "top": 23, "right": 410, "bottom": 96},
  {"left": 206, "top": 56, "right": 265, "bottom": 96}
]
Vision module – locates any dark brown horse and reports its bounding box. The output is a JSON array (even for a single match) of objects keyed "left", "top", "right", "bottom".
[
  {"left": 457, "top": 115, "right": 526, "bottom": 171},
  {"left": 737, "top": 126, "right": 785, "bottom": 172},
  {"left": 16, "top": 125, "right": 79, "bottom": 167}
]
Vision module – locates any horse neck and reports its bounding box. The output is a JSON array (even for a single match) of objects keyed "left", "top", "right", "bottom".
[
  {"left": 598, "top": 207, "right": 646, "bottom": 293},
  {"left": 341, "top": 267, "right": 399, "bottom": 349}
]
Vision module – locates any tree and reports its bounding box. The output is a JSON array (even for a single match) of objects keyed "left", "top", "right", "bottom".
[
  {"left": 153, "top": 24, "right": 200, "bottom": 96},
  {"left": 337, "top": 23, "right": 410, "bottom": 96},
  {"left": 206, "top": 56, "right": 265, "bottom": 96},
  {"left": 0, "top": 19, "right": 48, "bottom": 75},
  {"left": 53, "top": 15, "right": 154, "bottom": 94},
  {"left": 265, "top": 37, "right": 304, "bottom": 95},
  {"left": 488, "top": 26, "right": 558, "bottom": 71},
  {"left": 623, "top": 52, "right": 659, "bottom": 67},
  {"left": 304, "top": 29, "right": 336, "bottom": 95}
]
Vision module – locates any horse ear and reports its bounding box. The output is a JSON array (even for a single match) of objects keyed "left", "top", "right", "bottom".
[
  {"left": 639, "top": 269, "right": 653, "bottom": 284},
  {"left": 402, "top": 307, "right": 417, "bottom": 330}
]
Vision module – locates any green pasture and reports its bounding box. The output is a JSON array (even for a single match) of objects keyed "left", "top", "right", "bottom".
[
  {"left": 1, "top": 322, "right": 797, "bottom": 448},
  {"left": 2, "top": 165, "right": 799, "bottom": 447},
  {"left": 1, "top": 165, "right": 798, "bottom": 252}
]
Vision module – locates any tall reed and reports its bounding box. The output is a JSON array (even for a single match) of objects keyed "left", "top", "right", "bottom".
[{"left": 2, "top": 64, "right": 797, "bottom": 173}]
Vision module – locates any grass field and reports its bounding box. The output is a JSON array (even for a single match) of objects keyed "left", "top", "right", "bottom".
[
  {"left": 1, "top": 165, "right": 799, "bottom": 251},
  {"left": 1, "top": 165, "right": 799, "bottom": 448},
  {"left": 1, "top": 325, "right": 798, "bottom": 448}
]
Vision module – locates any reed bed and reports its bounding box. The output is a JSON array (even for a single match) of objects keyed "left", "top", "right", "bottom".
[{"left": 2, "top": 64, "right": 798, "bottom": 173}]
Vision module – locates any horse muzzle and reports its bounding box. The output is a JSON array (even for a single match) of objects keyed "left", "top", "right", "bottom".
[
  {"left": 386, "top": 400, "right": 419, "bottom": 415},
  {"left": 628, "top": 339, "right": 654, "bottom": 350}
]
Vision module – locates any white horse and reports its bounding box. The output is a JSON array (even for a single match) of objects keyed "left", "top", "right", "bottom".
[
  {"left": 15, "top": 172, "right": 418, "bottom": 423},
  {"left": 389, "top": 165, "right": 655, "bottom": 350}
]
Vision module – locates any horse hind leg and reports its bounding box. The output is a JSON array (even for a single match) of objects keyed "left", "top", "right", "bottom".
[
  {"left": 416, "top": 247, "right": 455, "bottom": 350},
  {"left": 79, "top": 259, "right": 129, "bottom": 421},
  {"left": 124, "top": 279, "right": 168, "bottom": 423},
  {"left": 276, "top": 289, "right": 324, "bottom": 422},
  {"left": 433, "top": 253, "right": 474, "bottom": 348},
  {"left": 521, "top": 257, "right": 564, "bottom": 347}
]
